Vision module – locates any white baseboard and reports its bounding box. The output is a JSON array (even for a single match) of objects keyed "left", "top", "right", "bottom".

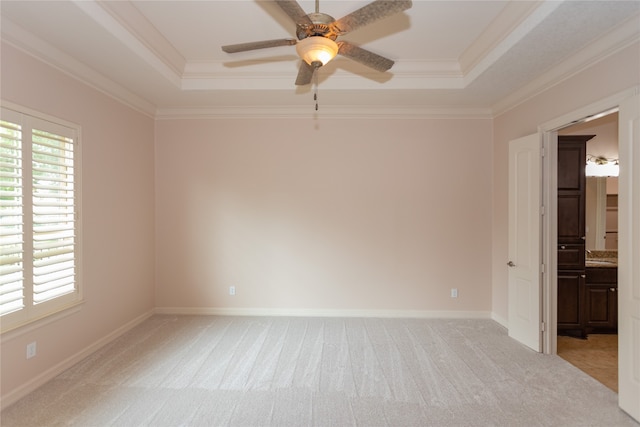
[
  {"left": 155, "top": 306, "right": 494, "bottom": 319},
  {"left": 491, "top": 312, "right": 508, "bottom": 329},
  {"left": 0, "top": 309, "right": 154, "bottom": 410}
]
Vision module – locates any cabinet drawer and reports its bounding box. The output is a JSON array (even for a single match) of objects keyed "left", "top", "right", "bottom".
[
  {"left": 558, "top": 244, "right": 585, "bottom": 269},
  {"left": 586, "top": 267, "right": 617, "bottom": 284}
]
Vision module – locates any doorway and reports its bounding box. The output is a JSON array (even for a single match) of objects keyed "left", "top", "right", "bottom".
[
  {"left": 555, "top": 112, "right": 619, "bottom": 392},
  {"left": 531, "top": 87, "right": 640, "bottom": 422}
]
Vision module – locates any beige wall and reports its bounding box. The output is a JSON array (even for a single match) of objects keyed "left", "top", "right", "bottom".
[
  {"left": 491, "top": 42, "right": 640, "bottom": 322},
  {"left": 155, "top": 117, "right": 493, "bottom": 314},
  {"left": 559, "top": 112, "right": 619, "bottom": 159},
  {"left": 0, "top": 43, "right": 156, "bottom": 402}
]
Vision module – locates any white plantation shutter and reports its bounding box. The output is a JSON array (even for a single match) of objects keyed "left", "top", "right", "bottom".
[
  {"left": 0, "top": 115, "right": 24, "bottom": 317},
  {"left": 32, "top": 129, "right": 76, "bottom": 304},
  {"left": 1, "top": 106, "right": 81, "bottom": 332}
]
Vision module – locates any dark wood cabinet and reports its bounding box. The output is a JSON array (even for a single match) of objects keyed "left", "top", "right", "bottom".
[
  {"left": 557, "top": 243, "right": 586, "bottom": 270},
  {"left": 558, "top": 270, "right": 586, "bottom": 331},
  {"left": 557, "top": 135, "right": 594, "bottom": 337},
  {"left": 557, "top": 136, "right": 590, "bottom": 244},
  {"left": 557, "top": 140, "right": 587, "bottom": 191},
  {"left": 558, "top": 193, "right": 585, "bottom": 243},
  {"left": 585, "top": 267, "right": 618, "bottom": 332}
]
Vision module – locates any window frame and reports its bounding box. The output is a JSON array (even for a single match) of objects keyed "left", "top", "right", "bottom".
[{"left": 1, "top": 102, "right": 83, "bottom": 333}]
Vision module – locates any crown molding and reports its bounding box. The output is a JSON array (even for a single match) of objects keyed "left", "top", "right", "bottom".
[
  {"left": 72, "top": 0, "right": 183, "bottom": 87},
  {"left": 155, "top": 105, "right": 493, "bottom": 120},
  {"left": 462, "top": 0, "right": 563, "bottom": 86},
  {"left": 182, "top": 59, "right": 464, "bottom": 90},
  {"left": 94, "top": 0, "right": 186, "bottom": 76},
  {"left": 459, "top": 1, "right": 545, "bottom": 77},
  {"left": 0, "top": 20, "right": 157, "bottom": 118}
]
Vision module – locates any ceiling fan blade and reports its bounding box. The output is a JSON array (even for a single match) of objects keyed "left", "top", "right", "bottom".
[
  {"left": 332, "top": 0, "right": 412, "bottom": 35},
  {"left": 274, "top": 0, "right": 313, "bottom": 26},
  {"left": 295, "top": 61, "right": 320, "bottom": 86},
  {"left": 222, "top": 38, "right": 297, "bottom": 53},
  {"left": 337, "top": 41, "right": 394, "bottom": 72}
]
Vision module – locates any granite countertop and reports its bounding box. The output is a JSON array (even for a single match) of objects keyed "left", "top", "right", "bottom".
[{"left": 585, "top": 250, "right": 618, "bottom": 268}]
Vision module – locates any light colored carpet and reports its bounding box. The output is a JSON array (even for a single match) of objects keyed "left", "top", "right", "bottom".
[
  {"left": 557, "top": 334, "right": 618, "bottom": 392},
  {"left": 2, "top": 316, "right": 638, "bottom": 426}
]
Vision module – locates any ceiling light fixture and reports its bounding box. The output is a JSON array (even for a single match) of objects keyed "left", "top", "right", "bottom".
[
  {"left": 295, "top": 36, "right": 339, "bottom": 66},
  {"left": 586, "top": 155, "right": 619, "bottom": 177}
]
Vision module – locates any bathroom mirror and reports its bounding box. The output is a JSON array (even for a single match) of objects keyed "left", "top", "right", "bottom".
[{"left": 585, "top": 176, "right": 618, "bottom": 250}]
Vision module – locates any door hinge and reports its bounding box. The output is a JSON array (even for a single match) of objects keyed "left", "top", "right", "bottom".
[
  {"left": 541, "top": 263, "right": 545, "bottom": 273},
  {"left": 541, "top": 322, "right": 546, "bottom": 332},
  {"left": 541, "top": 147, "right": 545, "bottom": 157},
  {"left": 541, "top": 205, "right": 545, "bottom": 216}
]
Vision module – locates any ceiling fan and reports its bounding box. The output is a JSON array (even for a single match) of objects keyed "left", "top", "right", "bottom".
[{"left": 221, "top": 0, "right": 412, "bottom": 86}]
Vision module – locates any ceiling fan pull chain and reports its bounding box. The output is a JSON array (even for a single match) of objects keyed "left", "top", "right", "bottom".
[
  {"left": 314, "top": 88, "right": 318, "bottom": 111},
  {"left": 314, "top": 68, "right": 319, "bottom": 110}
]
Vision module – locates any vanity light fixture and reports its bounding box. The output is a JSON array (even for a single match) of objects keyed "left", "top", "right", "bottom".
[{"left": 586, "top": 154, "right": 619, "bottom": 177}]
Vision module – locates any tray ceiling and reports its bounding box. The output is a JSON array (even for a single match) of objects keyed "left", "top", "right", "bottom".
[{"left": 1, "top": 1, "right": 639, "bottom": 117}]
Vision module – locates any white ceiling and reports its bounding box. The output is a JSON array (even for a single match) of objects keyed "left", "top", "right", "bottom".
[{"left": 1, "top": 1, "right": 639, "bottom": 117}]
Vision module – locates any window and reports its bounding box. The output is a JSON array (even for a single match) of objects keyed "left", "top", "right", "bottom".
[{"left": 1, "top": 106, "right": 81, "bottom": 332}]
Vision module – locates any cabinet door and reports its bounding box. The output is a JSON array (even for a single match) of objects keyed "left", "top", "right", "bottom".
[
  {"left": 584, "top": 267, "right": 618, "bottom": 331},
  {"left": 557, "top": 136, "right": 591, "bottom": 244},
  {"left": 557, "top": 140, "right": 587, "bottom": 191},
  {"left": 558, "top": 193, "right": 585, "bottom": 243},
  {"left": 557, "top": 270, "right": 585, "bottom": 334},
  {"left": 585, "top": 285, "right": 617, "bottom": 330}
]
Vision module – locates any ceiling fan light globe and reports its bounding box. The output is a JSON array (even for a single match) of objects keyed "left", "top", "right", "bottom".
[{"left": 296, "top": 36, "right": 338, "bottom": 66}]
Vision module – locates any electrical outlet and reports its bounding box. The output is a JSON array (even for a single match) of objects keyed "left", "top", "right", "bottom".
[
  {"left": 26, "top": 342, "right": 37, "bottom": 359},
  {"left": 451, "top": 288, "right": 458, "bottom": 298},
  {"left": 229, "top": 286, "right": 236, "bottom": 296}
]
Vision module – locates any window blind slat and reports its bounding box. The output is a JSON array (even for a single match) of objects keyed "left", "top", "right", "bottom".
[
  {"left": 0, "top": 232, "right": 24, "bottom": 241},
  {"left": 33, "top": 267, "right": 74, "bottom": 286},
  {"left": 33, "top": 253, "right": 74, "bottom": 269},
  {"left": 32, "top": 165, "right": 73, "bottom": 176},
  {"left": 33, "top": 247, "right": 74, "bottom": 262},
  {"left": 34, "top": 286, "right": 74, "bottom": 304},
  {"left": 0, "top": 290, "right": 24, "bottom": 305},
  {"left": 33, "top": 238, "right": 73, "bottom": 251},
  {"left": 0, "top": 255, "right": 23, "bottom": 267},
  {"left": 0, "top": 245, "right": 23, "bottom": 257},
  {"left": 0, "top": 274, "right": 23, "bottom": 290},
  {"left": 0, "top": 294, "right": 25, "bottom": 316},
  {"left": 0, "top": 262, "right": 23, "bottom": 274},
  {"left": 32, "top": 230, "right": 74, "bottom": 241}
]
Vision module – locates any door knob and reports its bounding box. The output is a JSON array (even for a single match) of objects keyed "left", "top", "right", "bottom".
[
  {"left": 610, "top": 287, "right": 617, "bottom": 292},
  {"left": 507, "top": 261, "right": 515, "bottom": 267}
]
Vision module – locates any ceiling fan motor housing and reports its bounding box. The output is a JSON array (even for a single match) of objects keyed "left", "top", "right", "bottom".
[{"left": 296, "top": 13, "right": 338, "bottom": 40}]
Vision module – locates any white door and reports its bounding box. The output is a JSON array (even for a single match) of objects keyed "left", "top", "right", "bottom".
[
  {"left": 508, "top": 133, "right": 542, "bottom": 352},
  {"left": 617, "top": 91, "right": 640, "bottom": 422}
]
